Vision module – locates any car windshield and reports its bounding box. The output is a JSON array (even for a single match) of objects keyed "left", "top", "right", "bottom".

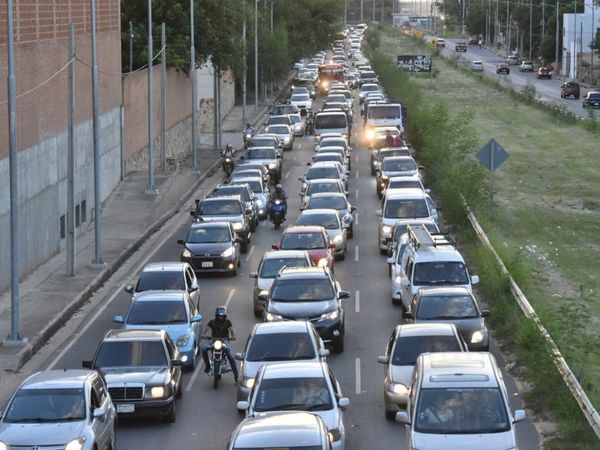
[
  {"left": 271, "top": 278, "right": 335, "bottom": 302},
  {"left": 388, "top": 180, "right": 422, "bottom": 190},
  {"left": 259, "top": 257, "right": 310, "bottom": 278},
  {"left": 127, "top": 300, "right": 188, "bottom": 325},
  {"left": 382, "top": 159, "right": 417, "bottom": 172},
  {"left": 306, "top": 182, "right": 342, "bottom": 196},
  {"left": 377, "top": 149, "right": 410, "bottom": 161},
  {"left": 247, "top": 148, "right": 277, "bottom": 159},
  {"left": 309, "top": 197, "right": 346, "bottom": 210},
  {"left": 199, "top": 199, "right": 242, "bottom": 215},
  {"left": 384, "top": 199, "right": 429, "bottom": 218},
  {"left": 281, "top": 232, "right": 326, "bottom": 250},
  {"left": 3, "top": 388, "right": 85, "bottom": 423},
  {"left": 291, "top": 94, "right": 309, "bottom": 101},
  {"left": 413, "top": 262, "right": 469, "bottom": 285},
  {"left": 368, "top": 105, "right": 401, "bottom": 119},
  {"left": 212, "top": 187, "right": 246, "bottom": 201},
  {"left": 392, "top": 335, "right": 462, "bottom": 365},
  {"left": 136, "top": 270, "right": 185, "bottom": 291},
  {"left": 361, "top": 84, "right": 379, "bottom": 92},
  {"left": 187, "top": 226, "right": 230, "bottom": 243},
  {"left": 417, "top": 294, "right": 479, "bottom": 320},
  {"left": 268, "top": 125, "right": 290, "bottom": 135},
  {"left": 589, "top": 93, "right": 600, "bottom": 100},
  {"left": 315, "top": 114, "right": 347, "bottom": 129},
  {"left": 94, "top": 340, "right": 167, "bottom": 367},
  {"left": 231, "top": 179, "right": 263, "bottom": 193},
  {"left": 247, "top": 333, "right": 316, "bottom": 361},
  {"left": 297, "top": 213, "right": 339, "bottom": 230},
  {"left": 415, "top": 388, "right": 510, "bottom": 434},
  {"left": 268, "top": 116, "right": 290, "bottom": 126},
  {"left": 307, "top": 167, "right": 339, "bottom": 180},
  {"left": 361, "top": 71, "right": 377, "bottom": 79},
  {"left": 315, "top": 154, "right": 343, "bottom": 164},
  {"left": 253, "top": 377, "right": 333, "bottom": 412},
  {"left": 320, "top": 139, "right": 347, "bottom": 149},
  {"left": 327, "top": 95, "right": 347, "bottom": 104}
]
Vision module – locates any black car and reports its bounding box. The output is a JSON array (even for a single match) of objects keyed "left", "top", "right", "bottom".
[
  {"left": 455, "top": 41, "right": 467, "bottom": 52},
  {"left": 496, "top": 63, "right": 510, "bottom": 74},
  {"left": 178, "top": 222, "right": 242, "bottom": 275},
  {"left": 82, "top": 329, "right": 183, "bottom": 423},
  {"left": 583, "top": 91, "right": 600, "bottom": 108},
  {"left": 208, "top": 184, "right": 259, "bottom": 231},
  {"left": 261, "top": 267, "right": 349, "bottom": 352}
]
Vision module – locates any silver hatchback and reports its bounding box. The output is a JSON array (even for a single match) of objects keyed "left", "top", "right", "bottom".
[{"left": 0, "top": 370, "right": 116, "bottom": 450}]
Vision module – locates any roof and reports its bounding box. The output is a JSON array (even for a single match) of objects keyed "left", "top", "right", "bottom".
[
  {"left": 189, "top": 221, "right": 230, "bottom": 230},
  {"left": 131, "top": 291, "right": 187, "bottom": 303},
  {"left": 396, "top": 323, "right": 459, "bottom": 337},
  {"left": 299, "top": 208, "right": 339, "bottom": 216},
  {"left": 315, "top": 110, "right": 346, "bottom": 117},
  {"left": 306, "top": 178, "right": 342, "bottom": 185},
  {"left": 253, "top": 321, "right": 311, "bottom": 335},
  {"left": 282, "top": 225, "right": 326, "bottom": 234},
  {"left": 201, "top": 195, "right": 242, "bottom": 203},
  {"left": 385, "top": 188, "right": 429, "bottom": 200},
  {"left": 233, "top": 412, "right": 324, "bottom": 447},
  {"left": 418, "top": 286, "right": 473, "bottom": 297},
  {"left": 103, "top": 329, "right": 165, "bottom": 341},
  {"left": 21, "top": 370, "right": 96, "bottom": 390},
  {"left": 419, "top": 352, "right": 499, "bottom": 389},
  {"left": 263, "top": 250, "right": 310, "bottom": 260},
  {"left": 309, "top": 192, "right": 347, "bottom": 199},
  {"left": 142, "top": 262, "right": 187, "bottom": 272},
  {"left": 261, "top": 361, "right": 326, "bottom": 379},
  {"left": 278, "top": 266, "right": 329, "bottom": 279}
]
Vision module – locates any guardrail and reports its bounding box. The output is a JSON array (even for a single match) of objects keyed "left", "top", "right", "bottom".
[{"left": 466, "top": 209, "right": 600, "bottom": 440}]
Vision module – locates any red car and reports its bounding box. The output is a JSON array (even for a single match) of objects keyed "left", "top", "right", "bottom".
[
  {"left": 496, "top": 63, "right": 510, "bottom": 74},
  {"left": 272, "top": 225, "right": 336, "bottom": 270},
  {"left": 537, "top": 67, "right": 552, "bottom": 79}
]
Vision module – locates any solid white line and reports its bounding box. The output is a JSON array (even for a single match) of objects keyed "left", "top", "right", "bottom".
[
  {"left": 224, "top": 288, "right": 236, "bottom": 308},
  {"left": 355, "top": 169, "right": 359, "bottom": 179},
  {"left": 355, "top": 358, "right": 361, "bottom": 394},
  {"left": 245, "top": 244, "right": 255, "bottom": 262},
  {"left": 354, "top": 245, "right": 359, "bottom": 262},
  {"left": 355, "top": 289, "right": 360, "bottom": 313},
  {"left": 355, "top": 189, "right": 359, "bottom": 199},
  {"left": 185, "top": 360, "right": 205, "bottom": 392}
]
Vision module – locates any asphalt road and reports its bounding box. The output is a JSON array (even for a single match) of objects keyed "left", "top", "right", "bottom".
[
  {"left": 434, "top": 37, "right": 600, "bottom": 119},
  {"left": 35, "top": 90, "right": 540, "bottom": 449}
]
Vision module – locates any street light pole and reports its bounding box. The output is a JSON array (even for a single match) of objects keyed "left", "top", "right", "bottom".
[
  {"left": 190, "top": 0, "right": 198, "bottom": 170},
  {"left": 242, "top": 0, "right": 247, "bottom": 123},
  {"left": 254, "top": 0, "right": 258, "bottom": 111},
  {"left": 145, "top": 0, "right": 157, "bottom": 194},
  {"left": 555, "top": 0, "right": 560, "bottom": 67},
  {"left": 529, "top": 0, "right": 533, "bottom": 60},
  {"left": 129, "top": 21, "right": 134, "bottom": 72},
  {"left": 573, "top": 0, "right": 577, "bottom": 79}
]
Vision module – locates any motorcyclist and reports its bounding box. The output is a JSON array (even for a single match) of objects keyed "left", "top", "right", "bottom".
[
  {"left": 202, "top": 306, "right": 239, "bottom": 382},
  {"left": 243, "top": 123, "right": 255, "bottom": 148},
  {"left": 384, "top": 130, "right": 394, "bottom": 147},
  {"left": 221, "top": 144, "right": 235, "bottom": 172},
  {"left": 270, "top": 184, "right": 288, "bottom": 220},
  {"left": 393, "top": 128, "right": 404, "bottom": 147}
]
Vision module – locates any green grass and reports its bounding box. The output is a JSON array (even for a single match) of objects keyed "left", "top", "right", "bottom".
[{"left": 370, "top": 24, "right": 600, "bottom": 448}]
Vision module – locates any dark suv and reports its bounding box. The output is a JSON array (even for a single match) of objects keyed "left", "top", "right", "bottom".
[
  {"left": 583, "top": 91, "right": 600, "bottom": 108},
  {"left": 208, "top": 184, "right": 259, "bottom": 231},
  {"left": 261, "top": 267, "right": 350, "bottom": 352},
  {"left": 560, "top": 81, "right": 580, "bottom": 99}
]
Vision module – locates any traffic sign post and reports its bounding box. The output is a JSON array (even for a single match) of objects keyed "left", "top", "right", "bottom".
[{"left": 476, "top": 138, "right": 509, "bottom": 206}]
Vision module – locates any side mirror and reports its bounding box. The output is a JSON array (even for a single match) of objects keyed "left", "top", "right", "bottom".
[
  {"left": 82, "top": 360, "right": 92, "bottom": 369},
  {"left": 328, "top": 243, "right": 336, "bottom": 249},
  {"left": 298, "top": 177, "right": 305, "bottom": 182},
  {"left": 124, "top": 285, "right": 134, "bottom": 294},
  {"left": 425, "top": 188, "right": 431, "bottom": 194},
  {"left": 386, "top": 256, "right": 394, "bottom": 264},
  {"left": 403, "top": 311, "right": 413, "bottom": 319},
  {"left": 338, "top": 397, "right": 350, "bottom": 408},
  {"left": 271, "top": 243, "right": 280, "bottom": 250},
  {"left": 319, "top": 349, "right": 330, "bottom": 357},
  {"left": 338, "top": 291, "right": 351, "bottom": 299},
  {"left": 350, "top": 206, "right": 357, "bottom": 212},
  {"left": 377, "top": 355, "right": 388, "bottom": 364},
  {"left": 236, "top": 401, "right": 249, "bottom": 411},
  {"left": 192, "top": 314, "right": 202, "bottom": 323},
  {"left": 234, "top": 352, "right": 245, "bottom": 361},
  {"left": 189, "top": 210, "right": 196, "bottom": 217},
  {"left": 177, "top": 239, "right": 185, "bottom": 245},
  {"left": 471, "top": 275, "right": 480, "bottom": 285},
  {"left": 481, "top": 310, "right": 490, "bottom": 318},
  {"left": 395, "top": 411, "right": 410, "bottom": 425},
  {"left": 189, "top": 281, "right": 199, "bottom": 292},
  {"left": 194, "top": 199, "right": 200, "bottom": 206},
  {"left": 249, "top": 272, "right": 258, "bottom": 278},
  {"left": 375, "top": 209, "right": 382, "bottom": 216},
  {"left": 306, "top": 162, "right": 312, "bottom": 166},
  {"left": 93, "top": 407, "right": 107, "bottom": 419},
  {"left": 235, "top": 237, "right": 244, "bottom": 244},
  {"left": 258, "top": 290, "right": 269, "bottom": 300},
  {"left": 172, "top": 359, "right": 183, "bottom": 367},
  {"left": 113, "top": 315, "right": 124, "bottom": 324},
  {"left": 513, "top": 409, "right": 527, "bottom": 423},
  {"left": 400, "top": 278, "right": 410, "bottom": 287}
]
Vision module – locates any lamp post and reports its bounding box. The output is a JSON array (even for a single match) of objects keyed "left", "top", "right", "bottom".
[
  {"left": 190, "top": 0, "right": 198, "bottom": 170},
  {"left": 255, "top": 0, "right": 258, "bottom": 111}
]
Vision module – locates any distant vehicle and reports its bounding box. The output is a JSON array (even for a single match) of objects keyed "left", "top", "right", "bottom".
[
  {"left": 317, "top": 64, "right": 345, "bottom": 94},
  {"left": 536, "top": 66, "right": 552, "bottom": 79},
  {"left": 434, "top": 38, "right": 446, "bottom": 47},
  {"left": 496, "top": 63, "right": 510, "bottom": 74},
  {"left": 506, "top": 55, "right": 519, "bottom": 65},
  {"left": 518, "top": 60, "right": 534, "bottom": 72},
  {"left": 560, "top": 81, "right": 580, "bottom": 99},
  {"left": 583, "top": 91, "right": 600, "bottom": 108},
  {"left": 471, "top": 60, "right": 484, "bottom": 72},
  {"left": 454, "top": 41, "right": 467, "bottom": 52}
]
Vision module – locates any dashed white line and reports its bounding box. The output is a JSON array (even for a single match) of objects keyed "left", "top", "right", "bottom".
[
  {"left": 354, "top": 245, "right": 359, "bottom": 262},
  {"left": 285, "top": 171, "right": 290, "bottom": 180},
  {"left": 355, "top": 358, "right": 362, "bottom": 394},
  {"left": 355, "top": 289, "right": 360, "bottom": 313},
  {"left": 355, "top": 169, "right": 359, "bottom": 179},
  {"left": 354, "top": 213, "right": 358, "bottom": 226},
  {"left": 224, "top": 288, "right": 236, "bottom": 308},
  {"left": 355, "top": 154, "right": 359, "bottom": 163},
  {"left": 245, "top": 244, "right": 255, "bottom": 262},
  {"left": 355, "top": 189, "right": 359, "bottom": 199},
  {"left": 185, "top": 360, "right": 204, "bottom": 392}
]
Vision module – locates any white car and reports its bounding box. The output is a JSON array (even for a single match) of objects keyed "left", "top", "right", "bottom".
[
  {"left": 237, "top": 362, "right": 350, "bottom": 450},
  {"left": 290, "top": 92, "right": 313, "bottom": 113},
  {"left": 288, "top": 113, "right": 305, "bottom": 136},
  {"left": 471, "top": 60, "right": 484, "bottom": 72}
]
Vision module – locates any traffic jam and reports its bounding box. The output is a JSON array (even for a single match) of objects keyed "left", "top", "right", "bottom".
[{"left": 0, "top": 24, "right": 532, "bottom": 450}]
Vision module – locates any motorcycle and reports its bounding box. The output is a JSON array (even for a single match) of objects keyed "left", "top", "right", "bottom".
[
  {"left": 243, "top": 126, "right": 255, "bottom": 149},
  {"left": 305, "top": 113, "right": 315, "bottom": 135},
  {"left": 270, "top": 200, "right": 286, "bottom": 229},
  {"left": 222, "top": 156, "right": 234, "bottom": 176},
  {"left": 204, "top": 337, "right": 232, "bottom": 389}
]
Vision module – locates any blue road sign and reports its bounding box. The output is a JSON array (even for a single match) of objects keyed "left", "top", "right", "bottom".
[{"left": 476, "top": 139, "right": 509, "bottom": 172}]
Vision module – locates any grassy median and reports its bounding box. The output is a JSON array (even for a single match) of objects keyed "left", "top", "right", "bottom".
[{"left": 367, "top": 25, "right": 600, "bottom": 448}]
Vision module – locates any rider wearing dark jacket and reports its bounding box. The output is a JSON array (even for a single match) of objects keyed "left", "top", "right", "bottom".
[{"left": 270, "top": 184, "right": 288, "bottom": 220}]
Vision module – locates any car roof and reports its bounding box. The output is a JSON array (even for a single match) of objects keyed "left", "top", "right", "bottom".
[
  {"left": 142, "top": 262, "right": 187, "bottom": 272},
  {"left": 315, "top": 111, "right": 346, "bottom": 117},
  {"left": 382, "top": 156, "right": 416, "bottom": 163},
  {"left": 310, "top": 161, "right": 341, "bottom": 168},
  {"left": 230, "top": 176, "right": 262, "bottom": 183},
  {"left": 419, "top": 352, "right": 499, "bottom": 389},
  {"left": 103, "top": 329, "right": 166, "bottom": 341},
  {"left": 233, "top": 412, "right": 325, "bottom": 447},
  {"left": 189, "top": 221, "right": 231, "bottom": 230},
  {"left": 300, "top": 208, "right": 339, "bottom": 216},
  {"left": 385, "top": 188, "right": 428, "bottom": 200},
  {"left": 202, "top": 195, "right": 242, "bottom": 203},
  {"left": 283, "top": 225, "right": 326, "bottom": 234},
  {"left": 131, "top": 291, "right": 187, "bottom": 302},
  {"left": 262, "top": 250, "right": 310, "bottom": 260},
  {"left": 20, "top": 370, "right": 96, "bottom": 390},
  {"left": 396, "top": 323, "right": 459, "bottom": 337},
  {"left": 418, "top": 286, "right": 473, "bottom": 297},
  {"left": 310, "top": 192, "right": 346, "bottom": 200},
  {"left": 278, "top": 267, "right": 330, "bottom": 280},
  {"left": 261, "top": 361, "right": 326, "bottom": 378},
  {"left": 252, "top": 321, "right": 311, "bottom": 335}
]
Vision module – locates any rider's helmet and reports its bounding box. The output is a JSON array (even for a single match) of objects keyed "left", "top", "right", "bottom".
[
  {"left": 246, "top": 122, "right": 252, "bottom": 128},
  {"left": 225, "top": 144, "right": 233, "bottom": 151},
  {"left": 275, "top": 184, "right": 283, "bottom": 193},
  {"left": 215, "top": 305, "right": 227, "bottom": 320}
]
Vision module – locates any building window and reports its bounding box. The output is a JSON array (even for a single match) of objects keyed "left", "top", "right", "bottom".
[
  {"left": 75, "top": 204, "right": 80, "bottom": 227},
  {"left": 60, "top": 215, "right": 66, "bottom": 239},
  {"left": 81, "top": 200, "right": 87, "bottom": 223}
]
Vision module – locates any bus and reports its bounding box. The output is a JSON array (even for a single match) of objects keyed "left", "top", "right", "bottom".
[{"left": 317, "top": 64, "right": 345, "bottom": 95}]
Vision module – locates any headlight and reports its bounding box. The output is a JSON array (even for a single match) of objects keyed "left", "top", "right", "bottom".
[
  {"left": 333, "top": 234, "right": 344, "bottom": 244},
  {"left": 390, "top": 382, "right": 409, "bottom": 395},
  {"left": 328, "top": 428, "right": 341, "bottom": 442},
  {"left": 243, "top": 377, "right": 255, "bottom": 389},
  {"left": 366, "top": 129, "right": 374, "bottom": 139},
  {"left": 381, "top": 225, "right": 392, "bottom": 235},
  {"left": 320, "top": 310, "right": 339, "bottom": 321},
  {"left": 233, "top": 222, "right": 243, "bottom": 231},
  {"left": 317, "top": 258, "right": 329, "bottom": 267},
  {"left": 265, "top": 312, "right": 283, "bottom": 321},
  {"left": 381, "top": 174, "right": 389, "bottom": 180},
  {"left": 245, "top": 133, "right": 252, "bottom": 139},
  {"left": 176, "top": 335, "right": 190, "bottom": 347},
  {"left": 221, "top": 246, "right": 235, "bottom": 257},
  {"left": 0, "top": 442, "right": 7, "bottom": 450},
  {"left": 284, "top": 137, "right": 290, "bottom": 144},
  {"left": 471, "top": 330, "right": 486, "bottom": 343},
  {"left": 268, "top": 162, "right": 277, "bottom": 169},
  {"left": 373, "top": 160, "right": 380, "bottom": 166},
  {"left": 65, "top": 437, "right": 86, "bottom": 450},
  {"left": 394, "top": 275, "right": 402, "bottom": 284},
  {"left": 256, "top": 198, "right": 264, "bottom": 206},
  {"left": 213, "top": 340, "right": 223, "bottom": 350},
  {"left": 182, "top": 248, "right": 192, "bottom": 258},
  {"left": 146, "top": 386, "right": 166, "bottom": 399}
]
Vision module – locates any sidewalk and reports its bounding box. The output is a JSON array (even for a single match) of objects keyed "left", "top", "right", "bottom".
[{"left": 0, "top": 101, "right": 271, "bottom": 373}]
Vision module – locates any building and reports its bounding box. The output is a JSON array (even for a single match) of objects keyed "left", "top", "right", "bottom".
[{"left": 562, "top": 3, "right": 600, "bottom": 78}]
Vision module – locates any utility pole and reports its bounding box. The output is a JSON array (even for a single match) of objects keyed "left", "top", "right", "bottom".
[
  {"left": 255, "top": 0, "right": 258, "bottom": 111},
  {"left": 344, "top": 0, "right": 347, "bottom": 25},
  {"left": 361, "top": 0, "right": 364, "bottom": 21},
  {"left": 373, "top": 0, "right": 375, "bottom": 21},
  {"left": 573, "top": 2, "right": 577, "bottom": 79},
  {"left": 542, "top": 1, "right": 545, "bottom": 44},
  {"left": 591, "top": 4, "right": 595, "bottom": 83},
  {"left": 270, "top": 0, "right": 274, "bottom": 98},
  {"left": 160, "top": 23, "right": 166, "bottom": 171},
  {"left": 129, "top": 21, "right": 134, "bottom": 72},
  {"left": 495, "top": 0, "right": 499, "bottom": 45},
  {"left": 555, "top": 0, "right": 560, "bottom": 67},
  {"left": 90, "top": 0, "right": 105, "bottom": 268},
  {"left": 242, "top": 0, "right": 247, "bottom": 123},
  {"left": 529, "top": 0, "right": 533, "bottom": 60},
  {"left": 5, "top": 0, "right": 26, "bottom": 345},
  {"left": 381, "top": 0, "right": 384, "bottom": 22},
  {"left": 67, "top": 24, "right": 76, "bottom": 277},
  {"left": 190, "top": 0, "right": 198, "bottom": 170},
  {"left": 462, "top": 0, "right": 466, "bottom": 35},
  {"left": 145, "top": 0, "right": 157, "bottom": 194},
  {"left": 506, "top": 0, "right": 510, "bottom": 56},
  {"left": 488, "top": 0, "right": 492, "bottom": 43}
]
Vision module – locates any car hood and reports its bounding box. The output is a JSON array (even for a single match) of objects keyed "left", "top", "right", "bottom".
[
  {"left": 186, "top": 242, "right": 231, "bottom": 256},
  {"left": 324, "top": 228, "right": 343, "bottom": 241},
  {"left": 257, "top": 277, "right": 275, "bottom": 291},
  {"left": 412, "top": 429, "right": 515, "bottom": 450},
  {"left": 268, "top": 299, "right": 337, "bottom": 319},
  {"left": 123, "top": 323, "right": 191, "bottom": 341},
  {"left": 100, "top": 367, "right": 169, "bottom": 385},
  {"left": 390, "top": 364, "right": 414, "bottom": 386},
  {"left": 253, "top": 408, "right": 339, "bottom": 432},
  {"left": 247, "top": 158, "right": 278, "bottom": 166},
  {"left": 0, "top": 421, "right": 86, "bottom": 446},
  {"left": 415, "top": 317, "right": 485, "bottom": 339}
]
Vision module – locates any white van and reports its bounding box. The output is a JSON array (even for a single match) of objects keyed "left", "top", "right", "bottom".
[
  {"left": 366, "top": 103, "right": 403, "bottom": 133},
  {"left": 314, "top": 111, "right": 349, "bottom": 142}
]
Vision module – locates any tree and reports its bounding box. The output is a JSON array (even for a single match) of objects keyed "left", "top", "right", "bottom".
[{"left": 590, "top": 27, "right": 600, "bottom": 53}]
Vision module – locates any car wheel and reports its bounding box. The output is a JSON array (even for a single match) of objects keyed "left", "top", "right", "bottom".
[
  {"left": 186, "top": 352, "right": 196, "bottom": 372},
  {"left": 386, "top": 410, "right": 397, "bottom": 421},
  {"left": 392, "top": 297, "right": 402, "bottom": 307},
  {"left": 348, "top": 226, "right": 353, "bottom": 239},
  {"left": 164, "top": 401, "right": 176, "bottom": 423},
  {"left": 175, "top": 382, "right": 183, "bottom": 399}
]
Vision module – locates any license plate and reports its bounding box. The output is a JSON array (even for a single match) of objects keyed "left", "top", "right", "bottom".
[
  {"left": 117, "top": 403, "right": 135, "bottom": 413},
  {"left": 201, "top": 261, "right": 213, "bottom": 268}
]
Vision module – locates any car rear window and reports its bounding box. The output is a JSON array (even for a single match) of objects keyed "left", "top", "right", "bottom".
[
  {"left": 281, "top": 232, "right": 326, "bottom": 250},
  {"left": 315, "top": 114, "right": 347, "bottom": 129},
  {"left": 246, "top": 332, "right": 316, "bottom": 361},
  {"left": 259, "top": 257, "right": 310, "bottom": 278},
  {"left": 384, "top": 198, "right": 429, "bottom": 219},
  {"left": 297, "top": 212, "right": 339, "bottom": 230},
  {"left": 306, "top": 182, "right": 342, "bottom": 196},
  {"left": 247, "top": 148, "right": 277, "bottom": 159},
  {"left": 137, "top": 270, "right": 185, "bottom": 291},
  {"left": 95, "top": 340, "right": 168, "bottom": 367},
  {"left": 127, "top": 300, "right": 188, "bottom": 325},
  {"left": 306, "top": 166, "right": 339, "bottom": 180},
  {"left": 368, "top": 105, "right": 401, "bottom": 119},
  {"left": 392, "top": 335, "right": 462, "bottom": 365}
]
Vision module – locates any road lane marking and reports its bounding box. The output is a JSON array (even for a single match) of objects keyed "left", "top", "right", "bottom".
[
  {"left": 354, "top": 245, "right": 359, "bottom": 262},
  {"left": 355, "top": 289, "right": 360, "bottom": 313},
  {"left": 355, "top": 189, "right": 359, "bottom": 199},
  {"left": 185, "top": 360, "right": 205, "bottom": 392},
  {"left": 293, "top": 155, "right": 297, "bottom": 162},
  {"left": 355, "top": 154, "right": 358, "bottom": 163},
  {"left": 355, "top": 358, "right": 361, "bottom": 394},
  {"left": 355, "top": 169, "right": 359, "bottom": 179},
  {"left": 245, "top": 244, "right": 255, "bottom": 262},
  {"left": 285, "top": 170, "right": 290, "bottom": 180},
  {"left": 354, "top": 213, "right": 358, "bottom": 226},
  {"left": 225, "top": 288, "right": 236, "bottom": 308}
]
